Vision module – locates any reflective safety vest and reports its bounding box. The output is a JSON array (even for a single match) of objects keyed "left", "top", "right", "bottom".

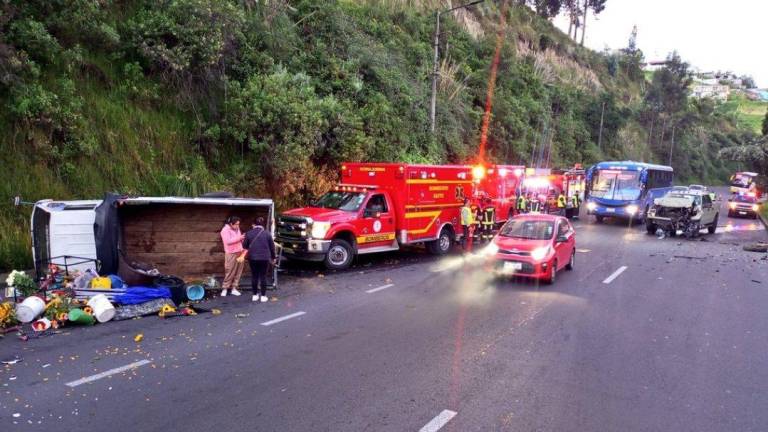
[
  {"left": 557, "top": 194, "right": 566, "bottom": 208},
  {"left": 482, "top": 207, "right": 495, "bottom": 225},
  {"left": 460, "top": 206, "right": 474, "bottom": 226},
  {"left": 571, "top": 195, "right": 579, "bottom": 207},
  {"left": 517, "top": 196, "right": 527, "bottom": 210},
  {"left": 529, "top": 200, "right": 541, "bottom": 212}
]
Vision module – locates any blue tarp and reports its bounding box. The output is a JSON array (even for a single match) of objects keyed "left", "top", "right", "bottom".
[{"left": 113, "top": 286, "right": 171, "bottom": 305}]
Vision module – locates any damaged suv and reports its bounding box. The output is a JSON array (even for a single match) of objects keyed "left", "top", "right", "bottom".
[{"left": 645, "top": 190, "right": 719, "bottom": 238}]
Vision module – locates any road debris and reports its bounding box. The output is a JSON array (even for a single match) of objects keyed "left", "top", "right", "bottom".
[
  {"left": 673, "top": 255, "right": 707, "bottom": 260},
  {"left": 743, "top": 243, "right": 768, "bottom": 253},
  {"left": 235, "top": 313, "right": 250, "bottom": 318},
  {"left": 1, "top": 356, "right": 23, "bottom": 365},
  {"left": 134, "top": 333, "right": 144, "bottom": 342}
]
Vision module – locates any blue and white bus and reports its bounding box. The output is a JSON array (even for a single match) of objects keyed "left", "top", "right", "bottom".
[{"left": 585, "top": 161, "right": 674, "bottom": 222}]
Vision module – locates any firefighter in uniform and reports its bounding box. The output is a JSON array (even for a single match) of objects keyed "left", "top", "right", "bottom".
[
  {"left": 556, "top": 192, "right": 567, "bottom": 216},
  {"left": 516, "top": 194, "right": 527, "bottom": 214},
  {"left": 529, "top": 194, "right": 541, "bottom": 213},
  {"left": 570, "top": 193, "right": 580, "bottom": 219},
  {"left": 460, "top": 199, "right": 474, "bottom": 251},
  {"left": 481, "top": 198, "right": 496, "bottom": 242}
]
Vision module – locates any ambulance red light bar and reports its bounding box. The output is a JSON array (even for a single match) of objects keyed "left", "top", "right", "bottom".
[{"left": 472, "top": 165, "right": 486, "bottom": 180}]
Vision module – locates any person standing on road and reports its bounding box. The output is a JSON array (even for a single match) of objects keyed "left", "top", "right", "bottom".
[
  {"left": 481, "top": 198, "right": 496, "bottom": 242},
  {"left": 517, "top": 193, "right": 527, "bottom": 215},
  {"left": 460, "top": 198, "right": 475, "bottom": 251},
  {"left": 241, "top": 217, "right": 277, "bottom": 303},
  {"left": 556, "top": 192, "right": 567, "bottom": 216},
  {"left": 220, "top": 216, "right": 245, "bottom": 297}
]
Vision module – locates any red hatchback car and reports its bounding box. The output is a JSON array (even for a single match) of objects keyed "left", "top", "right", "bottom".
[{"left": 488, "top": 214, "right": 576, "bottom": 284}]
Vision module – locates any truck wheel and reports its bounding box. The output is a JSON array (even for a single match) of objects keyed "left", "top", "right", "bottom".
[
  {"left": 324, "top": 239, "right": 354, "bottom": 270},
  {"left": 708, "top": 213, "right": 718, "bottom": 234},
  {"left": 428, "top": 227, "right": 454, "bottom": 255}
]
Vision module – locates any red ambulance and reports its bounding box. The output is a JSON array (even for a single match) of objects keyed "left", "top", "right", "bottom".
[{"left": 277, "top": 163, "right": 475, "bottom": 270}]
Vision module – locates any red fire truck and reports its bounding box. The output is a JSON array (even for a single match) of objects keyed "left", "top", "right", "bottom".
[
  {"left": 521, "top": 166, "right": 585, "bottom": 218},
  {"left": 470, "top": 164, "right": 526, "bottom": 223},
  {"left": 277, "top": 163, "right": 474, "bottom": 270}
]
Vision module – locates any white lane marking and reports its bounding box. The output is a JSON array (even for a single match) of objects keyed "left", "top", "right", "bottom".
[
  {"left": 260, "top": 311, "right": 306, "bottom": 326},
  {"left": 576, "top": 248, "right": 591, "bottom": 253},
  {"left": 419, "top": 409, "right": 458, "bottom": 432},
  {"left": 366, "top": 283, "right": 394, "bottom": 294},
  {"left": 602, "top": 266, "right": 628, "bottom": 284},
  {"left": 65, "top": 360, "right": 151, "bottom": 387}
]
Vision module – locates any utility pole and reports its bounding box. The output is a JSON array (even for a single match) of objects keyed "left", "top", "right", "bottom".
[
  {"left": 668, "top": 124, "right": 676, "bottom": 166},
  {"left": 429, "top": 11, "right": 440, "bottom": 133},
  {"left": 429, "top": 0, "right": 487, "bottom": 134},
  {"left": 597, "top": 101, "right": 605, "bottom": 151}
]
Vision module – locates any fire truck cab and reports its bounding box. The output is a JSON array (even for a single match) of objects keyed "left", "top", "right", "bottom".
[
  {"left": 471, "top": 164, "right": 525, "bottom": 224},
  {"left": 521, "top": 166, "right": 585, "bottom": 218},
  {"left": 277, "top": 163, "right": 474, "bottom": 270}
]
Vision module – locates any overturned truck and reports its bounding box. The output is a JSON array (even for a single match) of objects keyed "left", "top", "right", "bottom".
[{"left": 645, "top": 192, "right": 719, "bottom": 238}]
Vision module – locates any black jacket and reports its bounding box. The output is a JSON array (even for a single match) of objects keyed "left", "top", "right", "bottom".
[{"left": 242, "top": 226, "right": 276, "bottom": 261}]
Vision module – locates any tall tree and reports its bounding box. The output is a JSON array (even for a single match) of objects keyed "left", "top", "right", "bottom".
[{"left": 580, "top": 0, "right": 607, "bottom": 46}]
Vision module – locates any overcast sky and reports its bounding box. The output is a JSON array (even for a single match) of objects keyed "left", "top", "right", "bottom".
[{"left": 552, "top": 0, "right": 767, "bottom": 87}]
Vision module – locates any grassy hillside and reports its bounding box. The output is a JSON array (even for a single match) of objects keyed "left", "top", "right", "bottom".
[
  {"left": 0, "top": 0, "right": 751, "bottom": 270},
  {"left": 719, "top": 93, "right": 768, "bottom": 134}
]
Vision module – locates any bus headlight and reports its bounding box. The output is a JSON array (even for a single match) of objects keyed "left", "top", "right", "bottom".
[
  {"left": 586, "top": 202, "right": 597, "bottom": 211},
  {"left": 310, "top": 222, "right": 331, "bottom": 239},
  {"left": 626, "top": 205, "right": 638, "bottom": 215},
  {"left": 531, "top": 246, "right": 549, "bottom": 261}
]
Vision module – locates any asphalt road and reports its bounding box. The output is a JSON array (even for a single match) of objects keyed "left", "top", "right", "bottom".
[{"left": 2, "top": 187, "right": 768, "bottom": 431}]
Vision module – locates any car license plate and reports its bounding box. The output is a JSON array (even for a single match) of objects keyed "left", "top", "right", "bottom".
[
  {"left": 738, "top": 211, "right": 747, "bottom": 215},
  {"left": 606, "top": 207, "right": 615, "bottom": 213},
  {"left": 503, "top": 262, "right": 522, "bottom": 272}
]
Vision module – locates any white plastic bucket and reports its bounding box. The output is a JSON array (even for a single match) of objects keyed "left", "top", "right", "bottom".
[
  {"left": 16, "top": 296, "right": 45, "bottom": 323},
  {"left": 87, "top": 294, "right": 116, "bottom": 323}
]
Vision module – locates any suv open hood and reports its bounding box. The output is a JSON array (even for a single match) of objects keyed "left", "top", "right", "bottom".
[{"left": 656, "top": 196, "right": 694, "bottom": 208}]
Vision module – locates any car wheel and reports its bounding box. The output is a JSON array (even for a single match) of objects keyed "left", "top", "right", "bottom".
[
  {"left": 427, "top": 227, "right": 454, "bottom": 255},
  {"left": 324, "top": 239, "right": 354, "bottom": 270},
  {"left": 566, "top": 250, "right": 575, "bottom": 270},
  {"left": 595, "top": 215, "right": 604, "bottom": 224},
  {"left": 708, "top": 213, "right": 718, "bottom": 234},
  {"left": 545, "top": 260, "right": 557, "bottom": 285}
]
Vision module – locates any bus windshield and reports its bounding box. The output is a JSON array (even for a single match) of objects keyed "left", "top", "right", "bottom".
[
  {"left": 590, "top": 170, "right": 643, "bottom": 201},
  {"left": 313, "top": 192, "right": 366, "bottom": 211},
  {"left": 731, "top": 174, "right": 754, "bottom": 188}
]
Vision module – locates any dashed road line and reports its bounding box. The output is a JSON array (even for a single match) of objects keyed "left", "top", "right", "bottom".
[
  {"left": 65, "top": 360, "right": 151, "bottom": 387},
  {"left": 366, "top": 283, "right": 394, "bottom": 294},
  {"left": 419, "top": 410, "right": 458, "bottom": 432},
  {"left": 602, "top": 266, "right": 628, "bottom": 284},
  {"left": 260, "top": 311, "right": 306, "bottom": 326}
]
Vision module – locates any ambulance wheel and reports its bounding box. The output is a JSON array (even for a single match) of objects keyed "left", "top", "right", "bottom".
[
  {"left": 324, "top": 239, "right": 354, "bottom": 270},
  {"left": 428, "top": 227, "right": 454, "bottom": 255}
]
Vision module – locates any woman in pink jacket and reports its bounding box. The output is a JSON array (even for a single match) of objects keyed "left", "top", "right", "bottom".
[{"left": 219, "top": 216, "right": 245, "bottom": 296}]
